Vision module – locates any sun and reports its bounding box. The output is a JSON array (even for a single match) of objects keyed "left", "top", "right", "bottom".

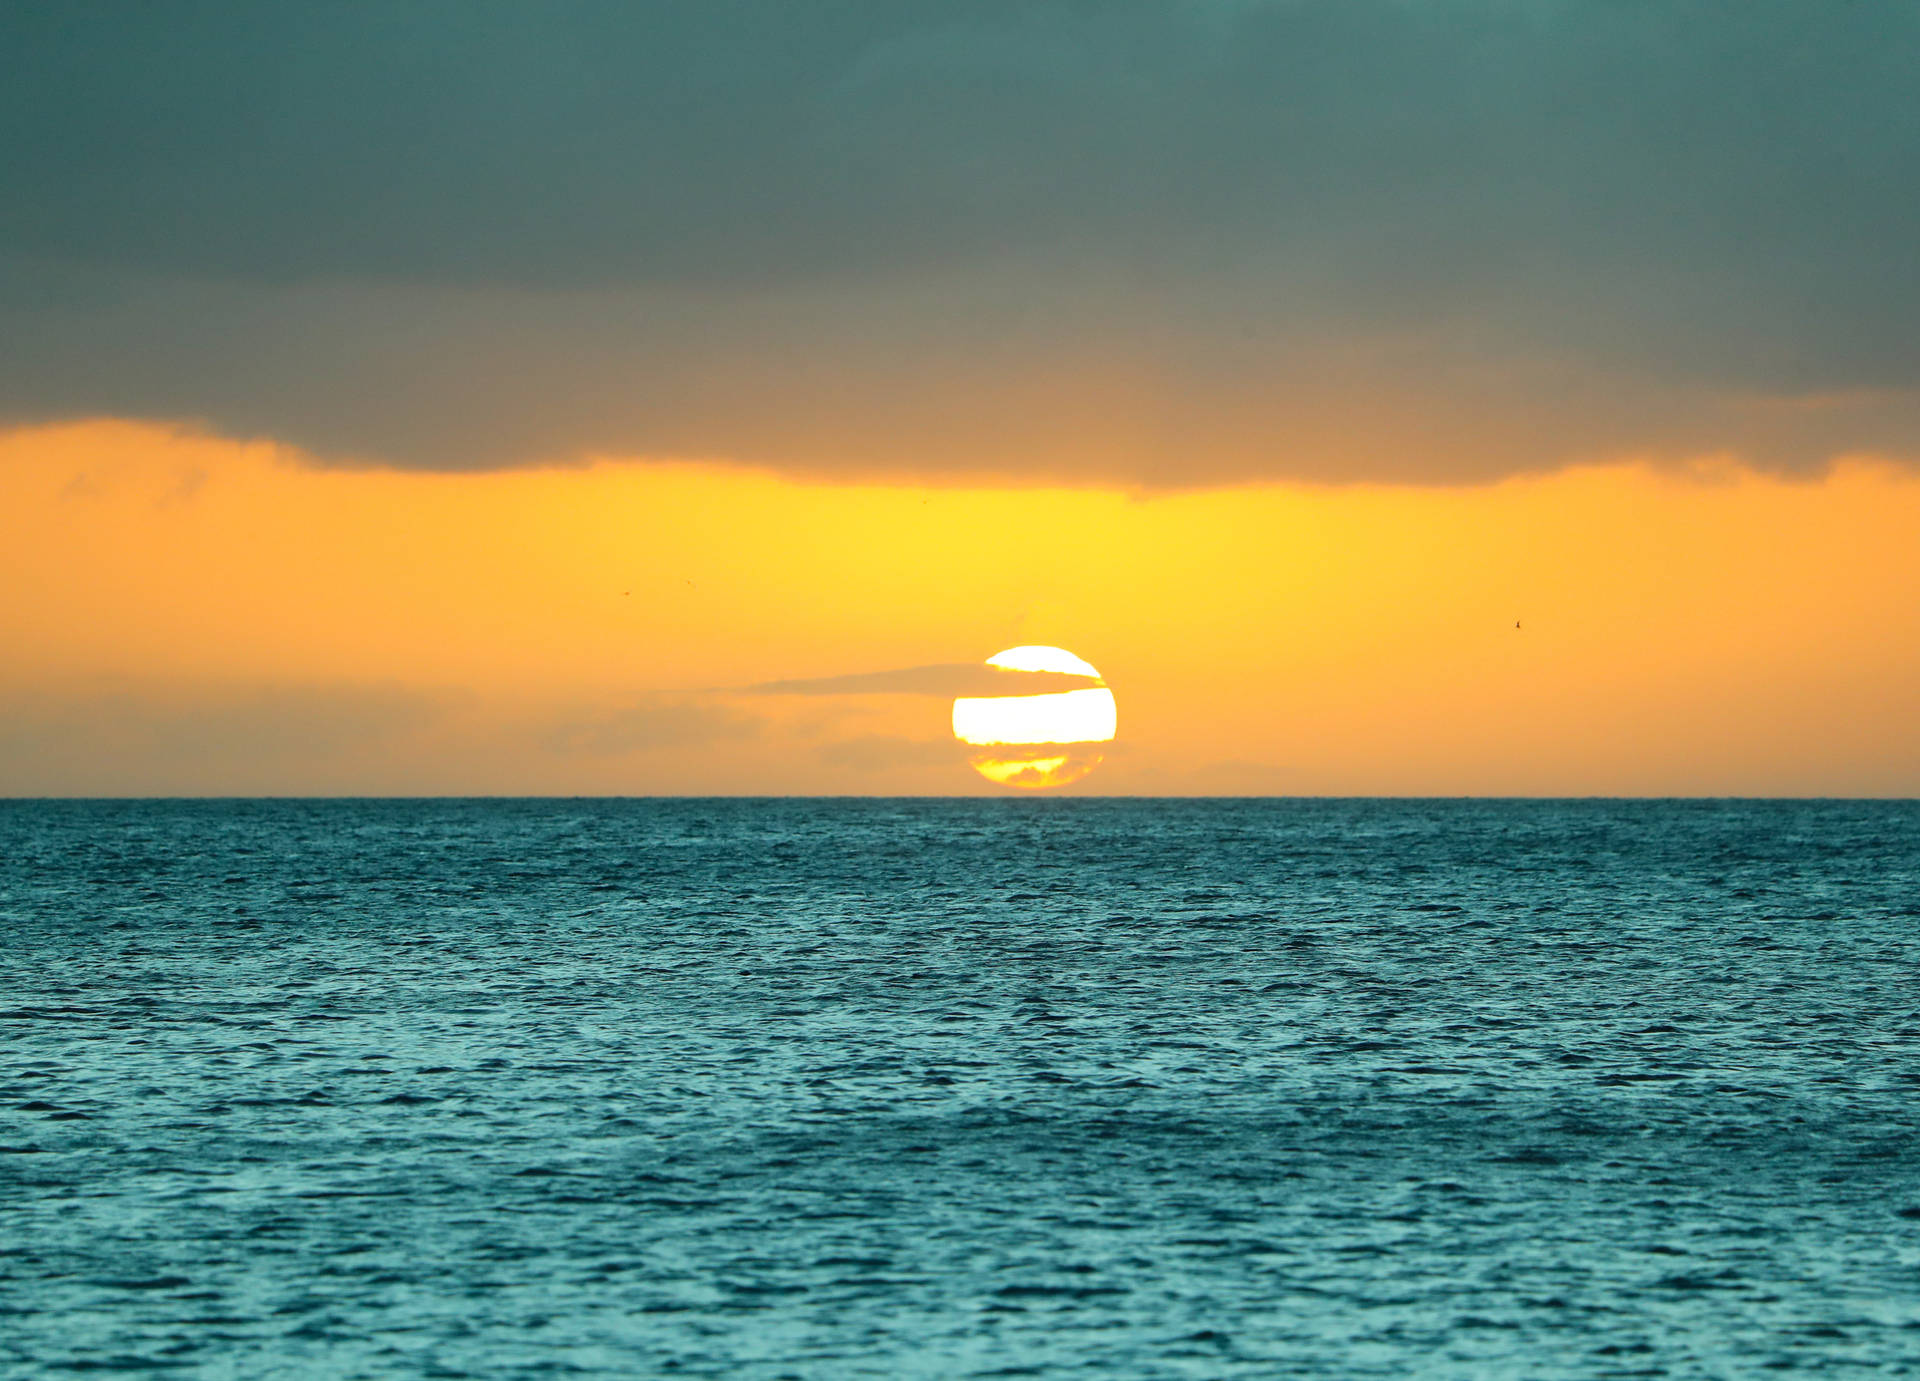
[{"left": 951, "top": 646, "right": 1117, "bottom": 789}]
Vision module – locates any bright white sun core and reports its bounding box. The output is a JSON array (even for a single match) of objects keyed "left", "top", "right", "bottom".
[{"left": 951, "top": 646, "right": 1117, "bottom": 789}]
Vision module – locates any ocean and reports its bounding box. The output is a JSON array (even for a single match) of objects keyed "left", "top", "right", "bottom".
[{"left": 4, "top": 799, "right": 1919, "bottom": 1377}]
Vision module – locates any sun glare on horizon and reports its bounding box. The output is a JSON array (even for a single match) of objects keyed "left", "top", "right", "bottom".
[{"left": 951, "top": 645, "right": 1117, "bottom": 789}]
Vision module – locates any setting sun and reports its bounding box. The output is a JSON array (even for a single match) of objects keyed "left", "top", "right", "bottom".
[{"left": 951, "top": 646, "right": 1117, "bottom": 789}]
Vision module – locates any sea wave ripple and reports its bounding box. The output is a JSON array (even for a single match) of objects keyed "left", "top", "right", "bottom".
[{"left": 3, "top": 799, "right": 1920, "bottom": 1377}]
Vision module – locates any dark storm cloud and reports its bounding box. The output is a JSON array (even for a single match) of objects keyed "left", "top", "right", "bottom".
[
  {"left": 4, "top": 1, "right": 1919, "bottom": 482},
  {"left": 744, "top": 664, "right": 1101, "bottom": 697}
]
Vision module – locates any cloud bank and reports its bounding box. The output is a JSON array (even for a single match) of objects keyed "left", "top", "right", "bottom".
[{"left": 5, "top": 1, "right": 1919, "bottom": 484}]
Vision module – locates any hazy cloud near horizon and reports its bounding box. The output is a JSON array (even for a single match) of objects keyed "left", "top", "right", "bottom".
[
  {"left": 0, "top": 682, "right": 450, "bottom": 795},
  {"left": 5, "top": 1, "right": 1919, "bottom": 484}
]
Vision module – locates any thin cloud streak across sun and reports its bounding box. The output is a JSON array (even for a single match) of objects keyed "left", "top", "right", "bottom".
[{"left": 740, "top": 663, "right": 1104, "bottom": 699}]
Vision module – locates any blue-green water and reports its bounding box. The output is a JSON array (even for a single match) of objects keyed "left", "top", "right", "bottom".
[{"left": 4, "top": 799, "right": 1920, "bottom": 1377}]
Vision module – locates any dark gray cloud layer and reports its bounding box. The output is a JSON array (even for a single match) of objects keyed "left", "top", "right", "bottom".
[{"left": 5, "top": 2, "right": 1918, "bottom": 482}]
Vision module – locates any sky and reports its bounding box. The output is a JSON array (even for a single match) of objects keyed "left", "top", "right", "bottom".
[{"left": 3, "top": 2, "right": 1918, "bottom": 795}]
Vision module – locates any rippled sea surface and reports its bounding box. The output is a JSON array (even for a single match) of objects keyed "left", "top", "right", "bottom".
[{"left": 5, "top": 799, "right": 1920, "bottom": 1378}]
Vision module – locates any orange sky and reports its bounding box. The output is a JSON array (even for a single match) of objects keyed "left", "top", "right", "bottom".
[{"left": 3, "top": 419, "right": 1917, "bottom": 796}]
